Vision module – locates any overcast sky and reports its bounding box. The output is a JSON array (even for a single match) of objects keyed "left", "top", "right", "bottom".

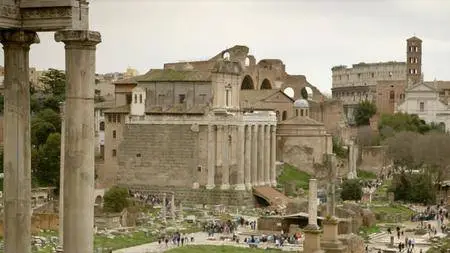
[{"left": 14, "top": 0, "right": 450, "bottom": 93}]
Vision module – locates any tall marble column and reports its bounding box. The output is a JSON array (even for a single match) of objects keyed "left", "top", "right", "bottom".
[
  {"left": 235, "top": 125, "right": 245, "bottom": 190},
  {"left": 264, "top": 125, "right": 271, "bottom": 185},
  {"left": 258, "top": 125, "right": 265, "bottom": 185},
  {"left": 1, "top": 30, "right": 39, "bottom": 253},
  {"left": 270, "top": 125, "right": 277, "bottom": 186},
  {"left": 206, "top": 125, "right": 215, "bottom": 189},
  {"left": 220, "top": 125, "right": 230, "bottom": 190},
  {"left": 55, "top": 30, "right": 101, "bottom": 253},
  {"left": 303, "top": 178, "right": 323, "bottom": 253},
  {"left": 59, "top": 102, "right": 66, "bottom": 247},
  {"left": 244, "top": 125, "right": 252, "bottom": 189},
  {"left": 251, "top": 125, "right": 258, "bottom": 186}
]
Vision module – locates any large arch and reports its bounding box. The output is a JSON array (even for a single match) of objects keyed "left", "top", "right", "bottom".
[
  {"left": 241, "top": 75, "right": 255, "bottom": 90},
  {"left": 260, "top": 79, "right": 272, "bottom": 89}
]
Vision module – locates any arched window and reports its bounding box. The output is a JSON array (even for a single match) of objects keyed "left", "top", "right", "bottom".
[
  {"left": 296, "top": 110, "right": 299, "bottom": 117},
  {"left": 282, "top": 111, "right": 287, "bottom": 121},
  {"left": 276, "top": 111, "right": 280, "bottom": 121},
  {"left": 241, "top": 75, "right": 254, "bottom": 90},
  {"left": 134, "top": 94, "right": 137, "bottom": 103},
  {"left": 389, "top": 91, "right": 395, "bottom": 100},
  {"left": 99, "top": 122, "right": 105, "bottom": 131},
  {"left": 139, "top": 94, "right": 142, "bottom": 103},
  {"left": 300, "top": 109, "right": 304, "bottom": 117}
]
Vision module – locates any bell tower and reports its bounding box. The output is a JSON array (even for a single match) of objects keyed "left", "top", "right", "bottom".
[{"left": 406, "top": 36, "right": 422, "bottom": 87}]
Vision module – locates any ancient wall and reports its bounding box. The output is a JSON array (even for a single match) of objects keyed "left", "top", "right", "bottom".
[
  {"left": 309, "top": 99, "right": 345, "bottom": 135},
  {"left": 375, "top": 80, "right": 406, "bottom": 115},
  {"left": 0, "top": 213, "right": 61, "bottom": 236},
  {"left": 277, "top": 135, "right": 331, "bottom": 175},
  {"left": 143, "top": 81, "right": 212, "bottom": 107},
  {"left": 123, "top": 186, "right": 255, "bottom": 207},
  {"left": 359, "top": 146, "right": 387, "bottom": 174},
  {"left": 116, "top": 124, "right": 207, "bottom": 188}
]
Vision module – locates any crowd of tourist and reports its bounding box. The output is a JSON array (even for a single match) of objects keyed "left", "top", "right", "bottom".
[{"left": 157, "top": 231, "right": 194, "bottom": 249}]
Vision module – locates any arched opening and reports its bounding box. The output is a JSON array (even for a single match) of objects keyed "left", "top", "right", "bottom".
[
  {"left": 139, "top": 94, "right": 143, "bottom": 103},
  {"left": 282, "top": 111, "right": 287, "bottom": 121},
  {"left": 245, "top": 57, "right": 250, "bottom": 67},
  {"left": 99, "top": 121, "right": 105, "bottom": 131},
  {"left": 283, "top": 87, "right": 295, "bottom": 98},
  {"left": 223, "top": 51, "right": 230, "bottom": 61},
  {"left": 95, "top": 195, "right": 103, "bottom": 206},
  {"left": 241, "top": 75, "right": 255, "bottom": 90},
  {"left": 300, "top": 87, "right": 313, "bottom": 99},
  {"left": 276, "top": 111, "right": 280, "bottom": 121},
  {"left": 439, "top": 122, "right": 446, "bottom": 132},
  {"left": 260, "top": 79, "right": 272, "bottom": 89}
]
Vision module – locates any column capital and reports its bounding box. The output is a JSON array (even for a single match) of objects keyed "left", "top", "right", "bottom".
[
  {"left": 0, "top": 30, "right": 39, "bottom": 47},
  {"left": 55, "top": 30, "right": 101, "bottom": 49}
]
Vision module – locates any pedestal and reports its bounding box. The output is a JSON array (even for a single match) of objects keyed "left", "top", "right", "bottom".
[
  {"left": 303, "top": 226, "right": 324, "bottom": 253},
  {"left": 321, "top": 218, "right": 347, "bottom": 253}
]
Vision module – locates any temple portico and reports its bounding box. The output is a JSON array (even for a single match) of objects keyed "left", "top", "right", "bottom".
[{"left": 205, "top": 120, "right": 277, "bottom": 190}]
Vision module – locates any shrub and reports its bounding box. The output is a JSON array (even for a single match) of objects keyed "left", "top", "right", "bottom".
[
  {"left": 103, "top": 186, "right": 130, "bottom": 213},
  {"left": 341, "top": 179, "right": 363, "bottom": 201}
]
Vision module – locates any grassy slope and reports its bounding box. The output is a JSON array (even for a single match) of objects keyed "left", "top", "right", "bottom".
[{"left": 277, "top": 164, "right": 311, "bottom": 190}]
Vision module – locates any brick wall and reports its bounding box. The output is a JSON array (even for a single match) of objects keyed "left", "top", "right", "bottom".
[
  {"left": 117, "top": 124, "right": 208, "bottom": 188},
  {"left": 359, "top": 146, "right": 387, "bottom": 174}
]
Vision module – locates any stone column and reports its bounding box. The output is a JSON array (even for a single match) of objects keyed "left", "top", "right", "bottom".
[
  {"left": 347, "top": 140, "right": 357, "bottom": 179},
  {"left": 244, "top": 125, "right": 252, "bottom": 189},
  {"left": 251, "top": 125, "right": 258, "bottom": 186},
  {"left": 230, "top": 126, "right": 237, "bottom": 183},
  {"left": 206, "top": 125, "right": 215, "bottom": 189},
  {"left": 59, "top": 102, "right": 66, "bottom": 247},
  {"left": 220, "top": 125, "right": 230, "bottom": 190},
  {"left": 258, "top": 125, "right": 265, "bottom": 185},
  {"left": 55, "top": 30, "right": 101, "bottom": 253},
  {"left": 162, "top": 193, "right": 167, "bottom": 222},
  {"left": 264, "top": 125, "right": 271, "bottom": 185},
  {"left": 270, "top": 125, "right": 277, "bottom": 186},
  {"left": 235, "top": 125, "right": 245, "bottom": 190},
  {"left": 216, "top": 125, "right": 223, "bottom": 184},
  {"left": 1, "top": 30, "right": 39, "bottom": 253},
  {"left": 303, "top": 178, "right": 323, "bottom": 253},
  {"left": 171, "top": 194, "right": 175, "bottom": 219}
]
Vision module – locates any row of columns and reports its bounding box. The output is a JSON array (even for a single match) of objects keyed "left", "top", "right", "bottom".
[
  {"left": 1, "top": 30, "right": 100, "bottom": 253},
  {"left": 206, "top": 124, "right": 276, "bottom": 190}
]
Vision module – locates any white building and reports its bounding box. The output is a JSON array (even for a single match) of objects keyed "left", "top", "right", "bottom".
[{"left": 397, "top": 82, "right": 450, "bottom": 132}]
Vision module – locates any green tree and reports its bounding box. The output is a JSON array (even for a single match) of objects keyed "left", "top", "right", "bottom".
[
  {"left": 103, "top": 186, "right": 130, "bottom": 213},
  {"left": 354, "top": 101, "right": 377, "bottom": 126},
  {"left": 332, "top": 136, "right": 348, "bottom": 158},
  {"left": 389, "top": 172, "right": 435, "bottom": 204},
  {"left": 40, "top": 68, "right": 66, "bottom": 99},
  {"left": 341, "top": 179, "right": 363, "bottom": 201},
  {"left": 36, "top": 108, "right": 61, "bottom": 132},
  {"left": 34, "top": 133, "right": 61, "bottom": 187},
  {"left": 31, "top": 117, "right": 56, "bottom": 147},
  {"left": 378, "top": 113, "right": 441, "bottom": 139}
]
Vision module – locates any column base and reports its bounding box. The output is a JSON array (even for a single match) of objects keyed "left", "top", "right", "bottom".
[
  {"left": 234, "top": 184, "right": 246, "bottom": 191},
  {"left": 220, "top": 184, "right": 230, "bottom": 190},
  {"left": 264, "top": 180, "right": 271, "bottom": 186},
  {"left": 271, "top": 180, "right": 277, "bottom": 187},
  {"left": 303, "top": 228, "right": 324, "bottom": 253},
  {"left": 206, "top": 184, "right": 215, "bottom": 190},
  {"left": 245, "top": 183, "right": 253, "bottom": 190}
]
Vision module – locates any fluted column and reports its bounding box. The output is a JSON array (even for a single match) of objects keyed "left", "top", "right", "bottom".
[
  {"left": 221, "top": 125, "right": 230, "bottom": 190},
  {"left": 264, "top": 125, "right": 271, "bottom": 185},
  {"left": 244, "top": 125, "right": 252, "bottom": 189},
  {"left": 258, "top": 125, "right": 265, "bottom": 185},
  {"left": 270, "top": 125, "right": 277, "bottom": 186},
  {"left": 235, "top": 125, "right": 245, "bottom": 190},
  {"left": 251, "top": 125, "right": 258, "bottom": 186},
  {"left": 55, "top": 30, "right": 101, "bottom": 253},
  {"left": 1, "top": 30, "right": 39, "bottom": 253},
  {"left": 206, "top": 124, "right": 215, "bottom": 189}
]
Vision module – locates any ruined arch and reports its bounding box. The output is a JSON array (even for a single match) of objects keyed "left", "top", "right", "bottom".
[
  {"left": 260, "top": 79, "right": 272, "bottom": 89},
  {"left": 241, "top": 75, "right": 255, "bottom": 90},
  {"left": 283, "top": 87, "right": 295, "bottom": 98},
  {"left": 223, "top": 51, "right": 230, "bottom": 61},
  {"left": 95, "top": 195, "right": 103, "bottom": 206},
  {"left": 300, "top": 86, "right": 313, "bottom": 99}
]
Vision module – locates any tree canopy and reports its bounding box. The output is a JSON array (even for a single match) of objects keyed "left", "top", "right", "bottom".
[
  {"left": 103, "top": 186, "right": 130, "bottom": 213},
  {"left": 340, "top": 179, "right": 363, "bottom": 201},
  {"left": 354, "top": 101, "right": 377, "bottom": 126}
]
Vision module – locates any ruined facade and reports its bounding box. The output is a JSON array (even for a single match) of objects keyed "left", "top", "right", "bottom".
[
  {"left": 331, "top": 37, "right": 423, "bottom": 123},
  {"left": 98, "top": 45, "right": 334, "bottom": 199}
]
